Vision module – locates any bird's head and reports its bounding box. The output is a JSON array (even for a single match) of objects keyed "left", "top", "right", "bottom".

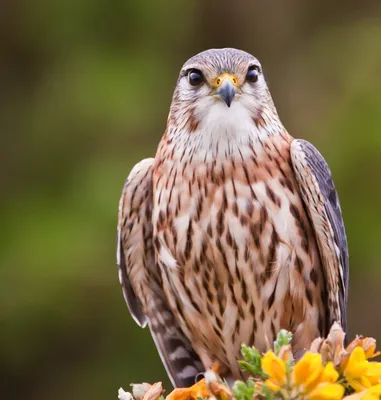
[{"left": 167, "top": 48, "right": 279, "bottom": 135}]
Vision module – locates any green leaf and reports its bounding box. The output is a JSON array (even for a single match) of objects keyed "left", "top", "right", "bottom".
[
  {"left": 239, "top": 345, "right": 267, "bottom": 378},
  {"left": 274, "top": 330, "right": 292, "bottom": 354},
  {"left": 232, "top": 379, "right": 256, "bottom": 400},
  {"left": 261, "top": 383, "right": 277, "bottom": 400}
]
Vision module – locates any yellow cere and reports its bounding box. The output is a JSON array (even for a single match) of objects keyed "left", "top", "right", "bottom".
[{"left": 214, "top": 73, "right": 238, "bottom": 88}]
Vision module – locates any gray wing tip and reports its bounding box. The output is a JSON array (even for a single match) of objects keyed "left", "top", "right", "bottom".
[{"left": 147, "top": 319, "right": 203, "bottom": 388}]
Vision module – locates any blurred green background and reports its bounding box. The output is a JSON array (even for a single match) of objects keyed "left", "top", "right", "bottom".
[{"left": 1, "top": 0, "right": 381, "bottom": 398}]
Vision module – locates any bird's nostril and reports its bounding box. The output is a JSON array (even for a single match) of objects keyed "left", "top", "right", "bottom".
[{"left": 216, "top": 78, "right": 221, "bottom": 86}]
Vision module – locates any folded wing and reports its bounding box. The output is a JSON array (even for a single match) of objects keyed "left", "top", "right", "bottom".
[
  {"left": 290, "top": 140, "right": 349, "bottom": 333},
  {"left": 117, "top": 158, "right": 203, "bottom": 387}
]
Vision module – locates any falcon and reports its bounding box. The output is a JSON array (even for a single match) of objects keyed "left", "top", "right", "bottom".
[{"left": 117, "top": 48, "right": 349, "bottom": 388}]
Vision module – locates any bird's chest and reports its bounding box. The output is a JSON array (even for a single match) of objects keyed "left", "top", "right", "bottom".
[
  {"left": 151, "top": 144, "right": 321, "bottom": 369},
  {"left": 152, "top": 148, "right": 304, "bottom": 276}
]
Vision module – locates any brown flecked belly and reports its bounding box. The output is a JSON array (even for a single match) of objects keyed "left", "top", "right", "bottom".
[{"left": 153, "top": 153, "right": 326, "bottom": 378}]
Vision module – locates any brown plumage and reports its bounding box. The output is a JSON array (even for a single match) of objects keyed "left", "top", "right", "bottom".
[{"left": 117, "top": 48, "right": 349, "bottom": 387}]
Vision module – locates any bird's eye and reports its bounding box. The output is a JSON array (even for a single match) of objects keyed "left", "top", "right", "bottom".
[
  {"left": 188, "top": 69, "right": 204, "bottom": 86},
  {"left": 246, "top": 65, "right": 260, "bottom": 83}
]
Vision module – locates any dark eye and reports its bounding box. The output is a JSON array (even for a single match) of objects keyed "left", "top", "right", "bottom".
[
  {"left": 246, "top": 65, "right": 260, "bottom": 83},
  {"left": 188, "top": 69, "right": 204, "bottom": 86}
]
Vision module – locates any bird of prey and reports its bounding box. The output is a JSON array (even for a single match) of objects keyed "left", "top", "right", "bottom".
[{"left": 117, "top": 48, "right": 349, "bottom": 388}]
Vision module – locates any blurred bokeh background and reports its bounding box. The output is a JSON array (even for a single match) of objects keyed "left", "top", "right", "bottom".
[{"left": 1, "top": 0, "right": 381, "bottom": 398}]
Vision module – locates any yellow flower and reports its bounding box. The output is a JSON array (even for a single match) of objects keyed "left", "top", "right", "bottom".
[
  {"left": 344, "top": 347, "right": 381, "bottom": 392},
  {"left": 346, "top": 338, "right": 381, "bottom": 360},
  {"left": 345, "top": 347, "right": 369, "bottom": 379},
  {"left": 261, "top": 351, "right": 287, "bottom": 392},
  {"left": 362, "top": 384, "right": 381, "bottom": 400},
  {"left": 344, "top": 384, "right": 381, "bottom": 400},
  {"left": 366, "top": 362, "right": 381, "bottom": 379},
  {"left": 292, "top": 352, "right": 324, "bottom": 393},
  {"left": 322, "top": 362, "right": 340, "bottom": 383},
  {"left": 308, "top": 383, "right": 345, "bottom": 400},
  {"left": 291, "top": 353, "right": 343, "bottom": 399},
  {"left": 257, "top": 334, "right": 380, "bottom": 399}
]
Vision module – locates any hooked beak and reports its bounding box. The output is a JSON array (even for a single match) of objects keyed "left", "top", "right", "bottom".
[{"left": 214, "top": 73, "right": 238, "bottom": 107}]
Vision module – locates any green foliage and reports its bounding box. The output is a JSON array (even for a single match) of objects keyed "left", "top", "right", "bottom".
[
  {"left": 232, "top": 379, "right": 256, "bottom": 400},
  {"left": 261, "top": 384, "right": 276, "bottom": 400},
  {"left": 238, "top": 345, "right": 267, "bottom": 379},
  {"left": 274, "top": 330, "right": 293, "bottom": 355}
]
